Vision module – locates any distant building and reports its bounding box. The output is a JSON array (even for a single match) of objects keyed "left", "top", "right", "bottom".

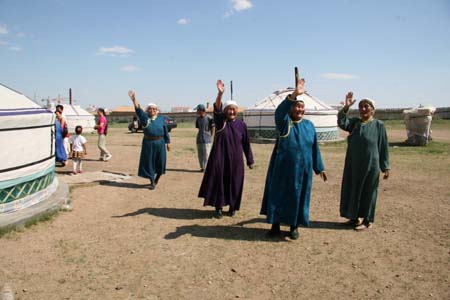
[
  {"left": 108, "top": 105, "right": 136, "bottom": 123},
  {"left": 111, "top": 106, "right": 135, "bottom": 114},
  {"left": 171, "top": 106, "right": 193, "bottom": 113}
]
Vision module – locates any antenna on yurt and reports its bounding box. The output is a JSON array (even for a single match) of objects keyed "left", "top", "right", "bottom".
[
  {"left": 69, "top": 88, "right": 72, "bottom": 105},
  {"left": 230, "top": 80, "right": 233, "bottom": 100}
]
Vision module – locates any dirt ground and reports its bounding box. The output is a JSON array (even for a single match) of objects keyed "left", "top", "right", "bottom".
[{"left": 1, "top": 124, "right": 449, "bottom": 300}]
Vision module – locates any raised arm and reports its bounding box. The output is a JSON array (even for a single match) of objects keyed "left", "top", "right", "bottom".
[
  {"left": 215, "top": 80, "right": 225, "bottom": 110},
  {"left": 128, "top": 90, "right": 139, "bottom": 109},
  {"left": 338, "top": 91, "right": 359, "bottom": 132},
  {"left": 128, "top": 90, "right": 148, "bottom": 124},
  {"left": 275, "top": 77, "right": 306, "bottom": 132},
  {"left": 213, "top": 81, "right": 226, "bottom": 129}
]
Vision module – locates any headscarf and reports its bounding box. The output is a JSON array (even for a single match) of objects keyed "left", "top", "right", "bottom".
[
  {"left": 223, "top": 100, "right": 238, "bottom": 111},
  {"left": 146, "top": 103, "right": 158, "bottom": 121},
  {"left": 359, "top": 98, "right": 375, "bottom": 109},
  {"left": 289, "top": 92, "right": 305, "bottom": 103},
  {"left": 147, "top": 103, "right": 158, "bottom": 110}
]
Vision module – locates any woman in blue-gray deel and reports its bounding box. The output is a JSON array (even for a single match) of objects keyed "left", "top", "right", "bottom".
[
  {"left": 128, "top": 90, "right": 171, "bottom": 190},
  {"left": 260, "top": 75, "right": 327, "bottom": 240}
]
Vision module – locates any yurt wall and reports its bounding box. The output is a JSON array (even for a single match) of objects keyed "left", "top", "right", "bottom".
[{"left": 0, "top": 84, "right": 59, "bottom": 214}]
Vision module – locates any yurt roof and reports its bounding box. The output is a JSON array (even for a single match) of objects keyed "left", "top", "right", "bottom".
[
  {"left": 61, "top": 104, "right": 95, "bottom": 116},
  {"left": 0, "top": 83, "right": 40, "bottom": 109},
  {"left": 246, "top": 88, "right": 336, "bottom": 112}
]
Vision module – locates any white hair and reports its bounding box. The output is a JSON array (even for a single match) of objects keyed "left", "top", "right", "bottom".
[{"left": 223, "top": 100, "right": 238, "bottom": 111}]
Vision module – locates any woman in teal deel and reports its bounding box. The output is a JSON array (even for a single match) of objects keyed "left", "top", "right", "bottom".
[
  {"left": 128, "top": 90, "right": 171, "bottom": 190},
  {"left": 338, "top": 92, "right": 390, "bottom": 231},
  {"left": 261, "top": 74, "right": 327, "bottom": 240}
]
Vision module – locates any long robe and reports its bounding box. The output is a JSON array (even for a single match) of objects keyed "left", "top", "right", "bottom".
[
  {"left": 55, "top": 119, "right": 67, "bottom": 163},
  {"left": 338, "top": 109, "right": 389, "bottom": 222},
  {"left": 198, "top": 104, "right": 254, "bottom": 210},
  {"left": 135, "top": 107, "right": 170, "bottom": 181},
  {"left": 260, "top": 97, "right": 325, "bottom": 227}
]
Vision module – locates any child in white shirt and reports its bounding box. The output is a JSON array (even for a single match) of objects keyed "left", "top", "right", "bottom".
[{"left": 69, "top": 125, "right": 87, "bottom": 174}]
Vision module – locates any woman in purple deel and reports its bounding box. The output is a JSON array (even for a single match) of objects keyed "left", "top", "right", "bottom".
[{"left": 198, "top": 80, "right": 254, "bottom": 219}]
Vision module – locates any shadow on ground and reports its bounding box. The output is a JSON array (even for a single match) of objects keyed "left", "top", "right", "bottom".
[
  {"left": 82, "top": 158, "right": 104, "bottom": 162},
  {"left": 167, "top": 168, "right": 202, "bottom": 173},
  {"left": 113, "top": 207, "right": 213, "bottom": 219},
  {"left": 164, "top": 224, "right": 287, "bottom": 242},
  {"left": 308, "top": 220, "right": 353, "bottom": 230},
  {"left": 389, "top": 141, "right": 413, "bottom": 147},
  {"left": 55, "top": 170, "right": 73, "bottom": 175},
  {"left": 234, "top": 218, "right": 351, "bottom": 231},
  {"left": 98, "top": 181, "right": 149, "bottom": 189}
]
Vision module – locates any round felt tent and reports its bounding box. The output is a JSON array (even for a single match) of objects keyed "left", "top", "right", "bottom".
[
  {"left": 244, "top": 88, "right": 340, "bottom": 142},
  {"left": 47, "top": 101, "right": 96, "bottom": 134},
  {"left": 0, "top": 84, "right": 59, "bottom": 214}
]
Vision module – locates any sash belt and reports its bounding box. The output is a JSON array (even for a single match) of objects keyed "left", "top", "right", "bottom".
[{"left": 144, "top": 135, "right": 163, "bottom": 141}]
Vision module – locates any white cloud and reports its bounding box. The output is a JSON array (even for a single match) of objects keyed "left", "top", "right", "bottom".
[
  {"left": 177, "top": 18, "right": 189, "bottom": 25},
  {"left": 120, "top": 65, "right": 140, "bottom": 72},
  {"left": 224, "top": 0, "right": 253, "bottom": 17},
  {"left": 0, "top": 40, "right": 9, "bottom": 46},
  {"left": 16, "top": 32, "right": 26, "bottom": 38},
  {"left": 0, "top": 25, "right": 8, "bottom": 35},
  {"left": 224, "top": 11, "right": 234, "bottom": 18},
  {"left": 321, "top": 73, "right": 358, "bottom": 80},
  {"left": 9, "top": 46, "right": 23, "bottom": 52},
  {"left": 96, "top": 46, "right": 134, "bottom": 56},
  {"left": 231, "top": 0, "right": 253, "bottom": 11}
]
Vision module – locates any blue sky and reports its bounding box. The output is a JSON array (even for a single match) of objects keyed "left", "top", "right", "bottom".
[{"left": 1, "top": 0, "right": 449, "bottom": 111}]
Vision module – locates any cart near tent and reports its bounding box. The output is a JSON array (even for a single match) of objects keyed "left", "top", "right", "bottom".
[{"left": 403, "top": 106, "right": 436, "bottom": 146}]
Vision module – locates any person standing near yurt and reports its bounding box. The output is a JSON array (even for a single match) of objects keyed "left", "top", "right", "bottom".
[
  {"left": 56, "top": 104, "right": 70, "bottom": 156},
  {"left": 69, "top": 125, "right": 87, "bottom": 175},
  {"left": 338, "top": 92, "right": 390, "bottom": 231},
  {"left": 94, "top": 108, "right": 112, "bottom": 161},
  {"left": 198, "top": 80, "right": 254, "bottom": 218},
  {"left": 195, "top": 104, "right": 215, "bottom": 172},
  {"left": 128, "top": 90, "right": 171, "bottom": 190},
  {"left": 54, "top": 110, "right": 67, "bottom": 166},
  {"left": 260, "top": 75, "right": 327, "bottom": 240}
]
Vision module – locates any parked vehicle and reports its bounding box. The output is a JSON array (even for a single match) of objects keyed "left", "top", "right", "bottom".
[
  {"left": 164, "top": 116, "right": 177, "bottom": 132},
  {"left": 128, "top": 115, "right": 177, "bottom": 133}
]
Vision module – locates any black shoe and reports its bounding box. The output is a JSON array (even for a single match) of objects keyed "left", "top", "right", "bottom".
[
  {"left": 228, "top": 209, "right": 236, "bottom": 217},
  {"left": 267, "top": 223, "right": 281, "bottom": 238},
  {"left": 289, "top": 226, "right": 299, "bottom": 240},
  {"left": 155, "top": 175, "right": 161, "bottom": 185},
  {"left": 149, "top": 179, "right": 155, "bottom": 190},
  {"left": 214, "top": 208, "right": 223, "bottom": 219}
]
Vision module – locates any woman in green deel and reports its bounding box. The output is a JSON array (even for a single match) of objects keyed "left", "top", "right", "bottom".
[{"left": 338, "top": 92, "right": 390, "bottom": 231}]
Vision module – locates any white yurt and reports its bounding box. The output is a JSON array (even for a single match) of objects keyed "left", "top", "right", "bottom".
[
  {"left": 0, "top": 84, "right": 59, "bottom": 214},
  {"left": 244, "top": 88, "right": 340, "bottom": 142},
  {"left": 47, "top": 101, "right": 96, "bottom": 134}
]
